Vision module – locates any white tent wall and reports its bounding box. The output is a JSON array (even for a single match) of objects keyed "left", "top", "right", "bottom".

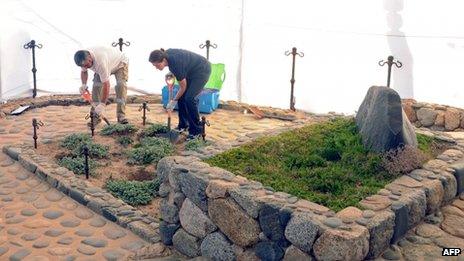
[{"left": 1, "top": 0, "right": 464, "bottom": 114}]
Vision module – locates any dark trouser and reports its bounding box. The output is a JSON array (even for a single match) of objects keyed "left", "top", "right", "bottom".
[{"left": 177, "top": 69, "right": 211, "bottom": 136}]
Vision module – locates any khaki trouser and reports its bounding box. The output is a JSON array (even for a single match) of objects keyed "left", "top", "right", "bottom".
[{"left": 92, "top": 63, "right": 128, "bottom": 120}]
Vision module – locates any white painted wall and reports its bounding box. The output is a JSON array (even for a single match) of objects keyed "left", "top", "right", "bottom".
[{"left": 1, "top": 0, "right": 464, "bottom": 114}]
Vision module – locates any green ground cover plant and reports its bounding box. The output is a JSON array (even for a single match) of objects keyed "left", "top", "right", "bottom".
[
  {"left": 205, "top": 117, "right": 443, "bottom": 211},
  {"left": 127, "top": 137, "right": 175, "bottom": 165},
  {"left": 101, "top": 123, "right": 138, "bottom": 136},
  {"left": 105, "top": 179, "right": 160, "bottom": 206}
]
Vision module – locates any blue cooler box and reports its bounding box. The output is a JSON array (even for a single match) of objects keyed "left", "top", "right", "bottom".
[{"left": 161, "top": 85, "right": 220, "bottom": 114}]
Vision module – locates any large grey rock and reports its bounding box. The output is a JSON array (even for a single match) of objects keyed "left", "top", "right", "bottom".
[
  {"left": 172, "top": 229, "right": 201, "bottom": 258},
  {"left": 208, "top": 198, "right": 260, "bottom": 247},
  {"left": 283, "top": 245, "right": 313, "bottom": 261},
  {"left": 160, "top": 198, "right": 179, "bottom": 224},
  {"left": 254, "top": 241, "right": 284, "bottom": 261},
  {"left": 159, "top": 221, "right": 180, "bottom": 245},
  {"left": 200, "top": 232, "right": 235, "bottom": 261},
  {"left": 230, "top": 188, "right": 264, "bottom": 218},
  {"left": 417, "top": 107, "right": 438, "bottom": 127},
  {"left": 258, "top": 204, "right": 291, "bottom": 247},
  {"left": 179, "top": 171, "right": 209, "bottom": 212},
  {"left": 355, "top": 86, "right": 417, "bottom": 153},
  {"left": 284, "top": 213, "right": 319, "bottom": 253},
  {"left": 365, "top": 211, "right": 395, "bottom": 259},
  {"left": 179, "top": 198, "right": 217, "bottom": 238}
]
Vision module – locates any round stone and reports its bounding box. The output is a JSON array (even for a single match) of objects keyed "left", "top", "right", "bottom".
[
  {"left": 26, "top": 179, "right": 41, "bottom": 188},
  {"left": 362, "top": 210, "right": 375, "bottom": 219},
  {"left": 74, "top": 208, "right": 94, "bottom": 220},
  {"left": 7, "top": 228, "right": 22, "bottom": 235},
  {"left": 121, "top": 241, "right": 145, "bottom": 252},
  {"left": 60, "top": 218, "right": 81, "bottom": 228},
  {"left": 21, "top": 233, "right": 40, "bottom": 241},
  {"left": 382, "top": 248, "right": 401, "bottom": 260},
  {"left": 21, "top": 209, "right": 37, "bottom": 216},
  {"left": 9, "top": 249, "right": 31, "bottom": 260},
  {"left": 57, "top": 237, "right": 74, "bottom": 245},
  {"left": 77, "top": 245, "right": 96, "bottom": 255},
  {"left": 103, "top": 229, "right": 127, "bottom": 240},
  {"left": 33, "top": 200, "right": 51, "bottom": 209},
  {"left": 323, "top": 217, "right": 342, "bottom": 228},
  {"left": 5, "top": 212, "right": 15, "bottom": 218},
  {"left": 1, "top": 196, "right": 13, "bottom": 202},
  {"left": 48, "top": 247, "right": 71, "bottom": 256},
  {"left": 44, "top": 229, "right": 66, "bottom": 237},
  {"left": 75, "top": 229, "right": 94, "bottom": 237},
  {"left": 45, "top": 191, "right": 63, "bottom": 202},
  {"left": 4, "top": 181, "right": 20, "bottom": 189},
  {"left": 356, "top": 217, "right": 369, "bottom": 226},
  {"left": 20, "top": 192, "right": 40, "bottom": 202},
  {"left": 62, "top": 255, "right": 76, "bottom": 261},
  {"left": 415, "top": 224, "right": 444, "bottom": 238},
  {"left": 33, "top": 184, "right": 51, "bottom": 193},
  {"left": 103, "top": 249, "right": 126, "bottom": 260},
  {"left": 0, "top": 246, "right": 9, "bottom": 256},
  {"left": 89, "top": 218, "right": 106, "bottom": 228},
  {"left": 43, "top": 210, "right": 64, "bottom": 220},
  {"left": 81, "top": 238, "right": 108, "bottom": 248},
  {"left": 33, "top": 240, "right": 50, "bottom": 249},
  {"left": 58, "top": 201, "right": 78, "bottom": 210},
  {"left": 6, "top": 217, "right": 26, "bottom": 224},
  {"left": 15, "top": 172, "right": 30, "bottom": 181},
  {"left": 15, "top": 187, "right": 30, "bottom": 194},
  {"left": 0, "top": 189, "right": 11, "bottom": 195}
]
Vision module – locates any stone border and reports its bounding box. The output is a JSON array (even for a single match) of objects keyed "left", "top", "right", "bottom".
[
  {"left": 402, "top": 99, "right": 464, "bottom": 131},
  {"left": 2, "top": 143, "right": 161, "bottom": 244},
  {"left": 156, "top": 129, "right": 464, "bottom": 260}
]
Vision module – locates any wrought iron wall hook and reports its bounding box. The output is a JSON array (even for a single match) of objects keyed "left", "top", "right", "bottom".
[
  {"left": 378, "top": 55, "right": 403, "bottom": 87},
  {"left": 112, "top": 38, "right": 130, "bottom": 51},
  {"left": 199, "top": 40, "right": 217, "bottom": 60},
  {"left": 200, "top": 116, "right": 210, "bottom": 142},
  {"left": 23, "top": 40, "right": 43, "bottom": 98},
  {"left": 285, "top": 47, "right": 304, "bottom": 111},
  {"left": 85, "top": 108, "right": 96, "bottom": 136},
  {"left": 138, "top": 102, "right": 150, "bottom": 125}
]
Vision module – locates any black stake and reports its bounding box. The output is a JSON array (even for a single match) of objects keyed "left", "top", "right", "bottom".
[
  {"left": 285, "top": 47, "right": 304, "bottom": 111},
  {"left": 199, "top": 40, "right": 217, "bottom": 61},
  {"left": 85, "top": 107, "right": 96, "bottom": 137},
  {"left": 138, "top": 102, "right": 150, "bottom": 126},
  {"left": 112, "top": 37, "right": 130, "bottom": 51},
  {"left": 378, "top": 55, "right": 403, "bottom": 88},
  {"left": 32, "top": 118, "right": 44, "bottom": 149},
  {"left": 200, "top": 116, "right": 210, "bottom": 142},
  {"left": 83, "top": 145, "right": 90, "bottom": 179},
  {"left": 23, "top": 40, "right": 43, "bottom": 98}
]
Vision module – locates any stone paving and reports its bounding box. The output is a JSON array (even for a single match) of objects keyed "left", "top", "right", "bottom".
[{"left": 0, "top": 152, "right": 149, "bottom": 260}]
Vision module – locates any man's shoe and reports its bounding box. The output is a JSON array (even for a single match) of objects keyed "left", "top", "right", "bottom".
[
  {"left": 174, "top": 126, "right": 188, "bottom": 133},
  {"left": 186, "top": 134, "right": 202, "bottom": 141},
  {"left": 118, "top": 118, "right": 129, "bottom": 124}
]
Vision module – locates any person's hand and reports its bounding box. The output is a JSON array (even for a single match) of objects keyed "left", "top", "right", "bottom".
[
  {"left": 166, "top": 100, "right": 177, "bottom": 111},
  {"left": 94, "top": 103, "right": 106, "bottom": 116},
  {"left": 79, "top": 84, "right": 88, "bottom": 95}
]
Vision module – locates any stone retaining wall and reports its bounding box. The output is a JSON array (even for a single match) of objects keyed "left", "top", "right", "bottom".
[
  {"left": 402, "top": 99, "right": 464, "bottom": 131},
  {"left": 157, "top": 131, "right": 464, "bottom": 260},
  {"left": 2, "top": 143, "right": 161, "bottom": 244}
]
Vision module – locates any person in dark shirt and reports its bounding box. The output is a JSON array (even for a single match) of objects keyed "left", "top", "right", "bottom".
[{"left": 149, "top": 48, "right": 211, "bottom": 139}]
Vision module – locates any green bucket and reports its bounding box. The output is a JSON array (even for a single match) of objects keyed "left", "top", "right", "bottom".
[{"left": 204, "top": 63, "right": 226, "bottom": 91}]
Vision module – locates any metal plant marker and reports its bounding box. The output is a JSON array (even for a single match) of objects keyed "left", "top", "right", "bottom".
[
  {"left": 83, "top": 145, "right": 90, "bottom": 179},
  {"left": 139, "top": 102, "right": 150, "bottom": 126},
  {"left": 199, "top": 40, "right": 217, "bottom": 60},
  {"left": 32, "top": 118, "right": 44, "bottom": 149},
  {"left": 23, "top": 40, "right": 43, "bottom": 98},
  {"left": 378, "top": 55, "right": 403, "bottom": 87},
  {"left": 200, "top": 116, "right": 210, "bottom": 142},
  {"left": 112, "top": 37, "right": 130, "bottom": 51},
  {"left": 285, "top": 47, "right": 304, "bottom": 111}
]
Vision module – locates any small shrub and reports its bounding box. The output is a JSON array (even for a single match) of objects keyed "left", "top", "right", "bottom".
[
  {"left": 101, "top": 123, "right": 138, "bottom": 136},
  {"left": 381, "top": 145, "right": 427, "bottom": 175},
  {"left": 127, "top": 137, "right": 174, "bottom": 165},
  {"left": 105, "top": 179, "right": 159, "bottom": 206},
  {"left": 58, "top": 156, "right": 97, "bottom": 175},
  {"left": 61, "top": 133, "right": 91, "bottom": 150},
  {"left": 117, "top": 136, "right": 133, "bottom": 147},
  {"left": 141, "top": 123, "right": 169, "bottom": 137},
  {"left": 185, "top": 138, "right": 210, "bottom": 151},
  {"left": 72, "top": 143, "right": 109, "bottom": 159}
]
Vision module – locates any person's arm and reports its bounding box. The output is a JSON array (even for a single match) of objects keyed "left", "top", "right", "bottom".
[
  {"left": 174, "top": 79, "right": 187, "bottom": 101},
  {"left": 81, "top": 70, "right": 88, "bottom": 84},
  {"left": 101, "top": 81, "right": 110, "bottom": 103}
]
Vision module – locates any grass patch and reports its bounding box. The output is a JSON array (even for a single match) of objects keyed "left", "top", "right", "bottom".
[
  {"left": 101, "top": 123, "right": 138, "bottom": 136},
  {"left": 205, "top": 118, "right": 443, "bottom": 212},
  {"left": 105, "top": 179, "right": 160, "bottom": 206},
  {"left": 58, "top": 156, "right": 97, "bottom": 176},
  {"left": 185, "top": 138, "right": 210, "bottom": 151},
  {"left": 140, "top": 123, "right": 169, "bottom": 137},
  {"left": 61, "top": 133, "right": 92, "bottom": 150},
  {"left": 127, "top": 137, "right": 175, "bottom": 165},
  {"left": 117, "top": 136, "right": 133, "bottom": 147}
]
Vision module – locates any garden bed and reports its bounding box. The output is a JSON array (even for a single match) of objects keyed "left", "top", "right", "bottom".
[
  {"left": 205, "top": 118, "right": 452, "bottom": 211},
  {"left": 34, "top": 122, "right": 209, "bottom": 218}
]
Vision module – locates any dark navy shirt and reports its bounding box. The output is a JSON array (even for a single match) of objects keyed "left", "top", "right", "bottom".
[{"left": 166, "top": 49, "right": 210, "bottom": 82}]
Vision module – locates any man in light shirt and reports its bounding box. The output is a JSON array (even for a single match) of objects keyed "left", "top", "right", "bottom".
[{"left": 74, "top": 46, "right": 129, "bottom": 125}]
